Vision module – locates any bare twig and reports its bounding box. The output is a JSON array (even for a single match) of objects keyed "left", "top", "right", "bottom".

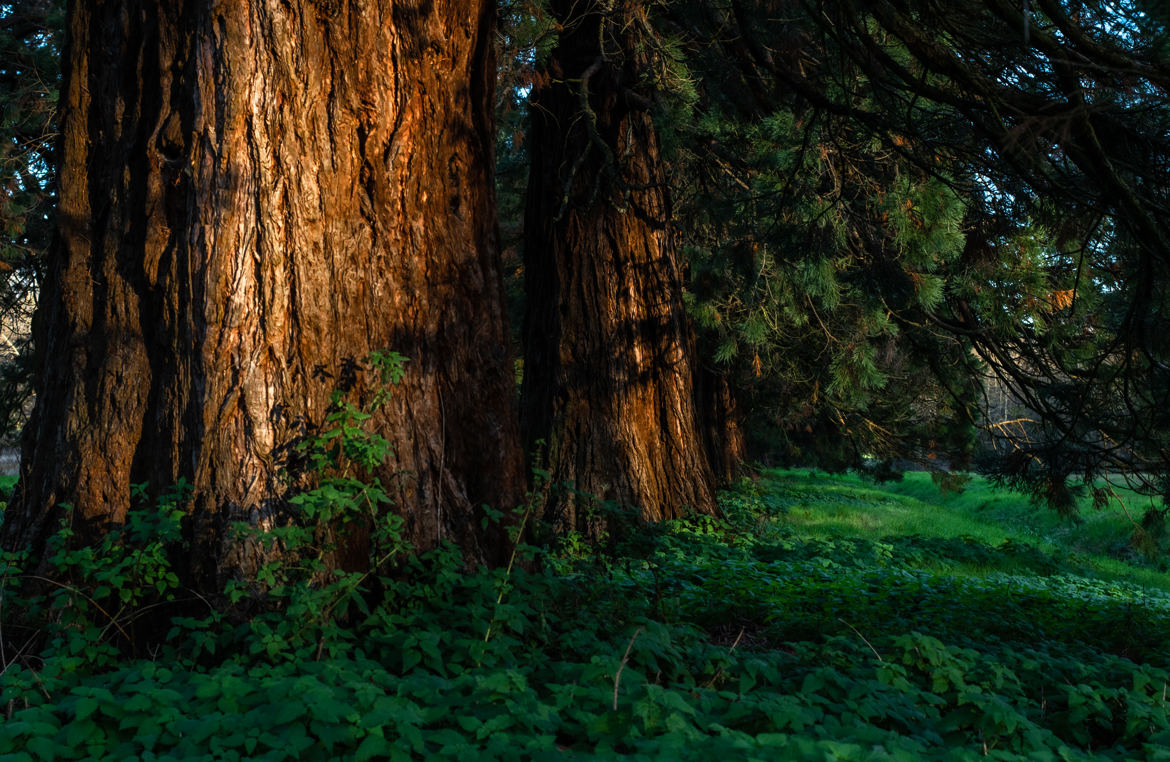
[
  {"left": 483, "top": 489, "right": 541, "bottom": 646},
  {"left": 613, "top": 626, "right": 644, "bottom": 710},
  {"left": 838, "top": 618, "right": 883, "bottom": 663},
  {"left": 26, "top": 575, "right": 133, "bottom": 645},
  {"left": 702, "top": 626, "right": 746, "bottom": 689}
]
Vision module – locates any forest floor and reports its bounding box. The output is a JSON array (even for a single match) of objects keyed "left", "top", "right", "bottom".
[{"left": 3, "top": 470, "right": 1170, "bottom": 760}]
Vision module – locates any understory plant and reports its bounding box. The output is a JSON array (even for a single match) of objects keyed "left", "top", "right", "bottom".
[
  {"left": 4, "top": 426, "right": 1170, "bottom": 759},
  {"left": 1, "top": 351, "right": 415, "bottom": 677}
]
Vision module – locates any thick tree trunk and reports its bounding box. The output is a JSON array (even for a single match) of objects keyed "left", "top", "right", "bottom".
[
  {"left": 521, "top": 1, "right": 717, "bottom": 530},
  {"left": 1, "top": 0, "right": 524, "bottom": 585}
]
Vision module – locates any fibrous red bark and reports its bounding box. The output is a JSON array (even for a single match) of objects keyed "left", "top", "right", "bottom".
[
  {"left": 2, "top": 0, "right": 524, "bottom": 585},
  {"left": 521, "top": 1, "right": 717, "bottom": 530}
]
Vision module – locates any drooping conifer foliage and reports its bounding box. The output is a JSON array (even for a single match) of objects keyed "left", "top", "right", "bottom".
[
  {"left": 663, "top": 0, "right": 982, "bottom": 474},
  {"left": 595, "top": 0, "right": 1170, "bottom": 509},
  {"left": 779, "top": 0, "right": 1170, "bottom": 504}
]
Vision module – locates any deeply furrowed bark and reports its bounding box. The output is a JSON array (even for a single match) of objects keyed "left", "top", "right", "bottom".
[
  {"left": 521, "top": 1, "right": 717, "bottom": 529},
  {"left": 1, "top": 0, "right": 525, "bottom": 586}
]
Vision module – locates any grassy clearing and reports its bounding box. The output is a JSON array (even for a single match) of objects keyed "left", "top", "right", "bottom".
[
  {"left": 769, "top": 468, "right": 1170, "bottom": 592},
  {"left": 3, "top": 472, "right": 1170, "bottom": 760}
]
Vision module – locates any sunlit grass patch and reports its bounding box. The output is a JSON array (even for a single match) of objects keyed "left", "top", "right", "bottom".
[{"left": 757, "top": 468, "right": 1170, "bottom": 592}]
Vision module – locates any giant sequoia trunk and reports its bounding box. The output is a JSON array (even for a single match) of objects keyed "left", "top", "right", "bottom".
[
  {"left": 521, "top": 1, "right": 717, "bottom": 529},
  {"left": 0, "top": 0, "right": 524, "bottom": 584}
]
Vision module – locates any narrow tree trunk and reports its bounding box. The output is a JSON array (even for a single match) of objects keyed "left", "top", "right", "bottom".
[
  {"left": 1, "top": 0, "right": 524, "bottom": 585},
  {"left": 521, "top": 1, "right": 717, "bottom": 530},
  {"left": 697, "top": 364, "right": 746, "bottom": 486}
]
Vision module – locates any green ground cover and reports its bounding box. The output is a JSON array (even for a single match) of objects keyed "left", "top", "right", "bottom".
[
  {"left": 3, "top": 471, "right": 1170, "bottom": 760},
  {"left": 775, "top": 469, "right": 1170, "bottom": 590}
]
